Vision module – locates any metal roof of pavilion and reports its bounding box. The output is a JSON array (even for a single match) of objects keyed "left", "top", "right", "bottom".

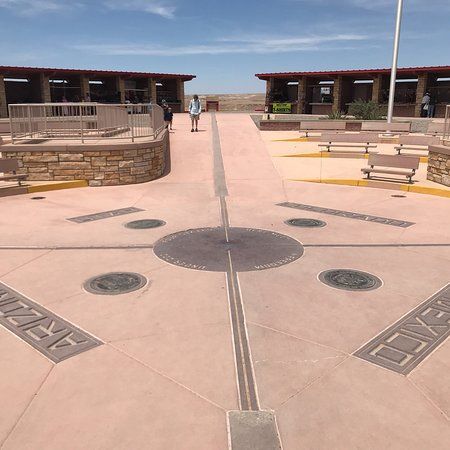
[
  {"left": 255, "top": 65, "right": 450, "bottom": 80},
  {"left": 0, "top": 66, "right": 196, "bottom": 81}
]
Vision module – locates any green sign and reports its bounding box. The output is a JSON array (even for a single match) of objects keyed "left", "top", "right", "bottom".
[{"left": 272, "top": 103, "right": 292, "bottom": 114}]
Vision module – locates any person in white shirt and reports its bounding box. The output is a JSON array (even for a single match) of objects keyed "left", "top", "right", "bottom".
[
  {"left": 421, "top": 92, "right": 431, "bottom": 117},
  {"left": 189, "top": 95, "right": 202, "bottom": 132}
]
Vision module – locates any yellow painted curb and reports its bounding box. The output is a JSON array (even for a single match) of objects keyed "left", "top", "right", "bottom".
[
  {"left": 27, "top": 180, "right": 88, "bottom": 194},
  {"left": 407, "top": 185, "right": 450, "bottom": 198},
  {"left": 290, "top": 178, "right": 450, "bottom": 198}
]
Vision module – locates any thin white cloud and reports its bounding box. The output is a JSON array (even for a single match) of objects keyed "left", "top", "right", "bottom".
[
  {"left": 103, "top": 0, "right": 176, "bottom": 19},
  {"left": 73, "top": 33, "right": 370, "bottom": 56},
  {"left": 291, "top": 0, "right": 450, "bottom": 11},
  {"left": 0, "top": 0, "right": 66, "bottom": 14},
  {"left": 0, "top": 0, "right": 177, "bottom": 18}
]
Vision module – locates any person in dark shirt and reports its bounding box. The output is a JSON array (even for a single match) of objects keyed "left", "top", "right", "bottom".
[{"left": 164, "top": 107, "right": 173, "bottom": 130}]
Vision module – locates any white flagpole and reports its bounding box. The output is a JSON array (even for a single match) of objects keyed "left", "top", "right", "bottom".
[{"left": 387, "top": 0, "right": 404, "bottom": 124}]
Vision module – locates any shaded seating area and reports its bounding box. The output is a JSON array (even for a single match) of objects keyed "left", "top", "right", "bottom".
[{"left": 361, "top": 154, "right": 420, "bottom": 183}]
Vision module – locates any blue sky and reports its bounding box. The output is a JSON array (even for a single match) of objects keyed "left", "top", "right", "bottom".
[{"left": 0, "top": 0, "right": 449, "bottom": 93}]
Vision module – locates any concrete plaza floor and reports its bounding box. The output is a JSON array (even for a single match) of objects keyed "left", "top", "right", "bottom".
[{"left": 1, "top": 113, "right": 449, "bottom": 449}]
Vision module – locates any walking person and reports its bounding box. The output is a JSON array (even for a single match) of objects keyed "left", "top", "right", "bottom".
[
  {"left": 164, "top": 107, "right": 174, "bottom": 130},
  {"left": 189, "top": 95, "right": 202, "bottom": 132}
]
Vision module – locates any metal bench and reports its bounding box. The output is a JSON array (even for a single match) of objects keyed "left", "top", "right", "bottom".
[
  {"left": 361, "top": 121, "right": 411, "bottom": 134},
  {"left": 319, "top": 133, "right": 378, "bottom": 154},
  {"left": 300, "top": 121, "right": 346, "bottom": 137},
  {"left": 361, "top": 154, "right": 420, "bottom": 183},
  {"left": 0, "top": 158, "right": 27, "bottom": 186},
  {"left": 395, "top": 135, "right": 440, "bottom": 155}
]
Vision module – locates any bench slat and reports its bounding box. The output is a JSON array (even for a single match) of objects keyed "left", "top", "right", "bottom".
[
  {"left": 367, "top": 154, "right": 420, "bottom": 170},
  {"left": 321, "top": 133, "right": 378, "bottom": 143},
  {"left": 398, "top": 135, "right": 440, "bottom": 146},
  {"left": 319, "top": 144, "right": 377, "bottom": 148},
  {"left": 362, "top": 168, "right": 414, "bottom": 176},
  {"left": 361, "top": 122, "right": 410, "bottom": 132},
  {"left": 300, "top": 121, "right": 346, "bottom": 131}
]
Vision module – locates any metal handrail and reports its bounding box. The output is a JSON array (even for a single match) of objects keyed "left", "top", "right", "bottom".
[
  {"left": 444, "top": 105, "right": 450, "bottom": 146},
  {"left": 9, "top": 102, "right": 165, "bottom": 144}
]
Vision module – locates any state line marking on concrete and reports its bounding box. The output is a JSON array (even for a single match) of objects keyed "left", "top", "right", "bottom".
[
  {"left": 0, "top": 282, "right": 103, "bottom": 363},
  {"left": 354, "top": 283, "right": 450, "bottom": 374},
  {"left": 67, "top": 207, "right": 144, "bottom": 223},
  {"left": 278, "top": 202, "right": 415, "bottom": 228},
  {"left": 211, "top": 113, "right": 282, "bottom": 449}
]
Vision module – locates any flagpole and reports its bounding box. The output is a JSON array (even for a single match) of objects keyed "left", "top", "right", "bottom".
[{"left": 387, "top": 0, "right": 404, "bottom": 124}]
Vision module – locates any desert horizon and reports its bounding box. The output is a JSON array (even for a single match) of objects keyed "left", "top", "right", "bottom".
[{"left": 184, "top": 93, "right": 265, "bottom": 112}]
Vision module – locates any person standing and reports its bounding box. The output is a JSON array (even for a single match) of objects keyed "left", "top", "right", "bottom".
[
  {"left": 164, "top": 107, "right": 174, "bottom": 130},
  {"left": 421, "top": 92, "right": 431, "bottom": 118},
  {"left": 189, "top": 95, "right": 202, "bottom": 132},
  {"left": 428, "top": 93, "right": 437, "bottom": 118}
]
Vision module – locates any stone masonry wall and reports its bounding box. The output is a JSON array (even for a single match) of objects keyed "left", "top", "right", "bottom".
[
  {"left": 427, "top": 149, "right": 450, "bottom": 187},
  {"left": 2, "top": 133, "right": 169, "bottom": 187}
]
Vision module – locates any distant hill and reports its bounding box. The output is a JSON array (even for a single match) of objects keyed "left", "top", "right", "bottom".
[{"left": 184, "top": 94, "right": 265, "bottom": 112}]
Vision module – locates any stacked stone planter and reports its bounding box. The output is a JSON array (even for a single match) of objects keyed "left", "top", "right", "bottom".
[
  {"left": 427, "top": 145, "right": 450, "bottom": 187},
  {"left": 1, "top": 131, "right": 169, "bottom": 187}
]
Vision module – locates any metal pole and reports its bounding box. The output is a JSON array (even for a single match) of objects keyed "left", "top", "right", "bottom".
[{"left": 387, "top": 0, "right": 404, "bottom": 124}]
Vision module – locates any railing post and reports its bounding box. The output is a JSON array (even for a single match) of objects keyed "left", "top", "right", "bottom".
[
  {"left": 152, "top": 104, "right": 156, "bottom": 139},
  {"left": 27, "top": 105, "right": 32, "bottom": 139},
  {"left": 80, "top": 104, "right": 84, "bottom": 143},
  {"left": 9, "top": 105, "right": 14, "bottom": 144},
  {"left": 130, "top": 105, "right": 135, "bottom": 143},
  {"left": 43, "top": 104, "right": 48, "bottom": 137}
]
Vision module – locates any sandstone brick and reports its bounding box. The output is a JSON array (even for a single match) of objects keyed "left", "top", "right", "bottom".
[
  {"left": 119, "top": 176, "right": 135, "bottom": 184},
  {"left": 89, "top": 180, "right": 103, "bottom": 187},
  {"left": 91, "top": 157, "right": 107, "bottom": 166},
  {"left": 59, "top": 153, "right": 84, "bottom": 162},
  {"left": 118, "top": 160, "right": 134, "bottom": 169},
  {"left": 28, "top": 167, "right": 48, "bottom": 173},
  {"left": 53, "top": 169, "right": 82, "bottom": 176},
  {"left": 130, "top": 167, "right": 148, "bottom": 175},
  {"left": 102, "top": 179, "right": 120, "bottom": 186},
  {"left": 104, "top": 172, "right": 120, "bottom": 180},
  {"left": 23, "top": 156, "right": 58, "bottom": 163},
  {"left": 57, "top": 162, "right": 91, "bottom": 169},
  {"left": 123, "top": 150, "right": 138, "bottom": 157},
  {"left": 27, "top": 174, "right": 52, "bottom": 181},
  {"left": 107, "top": 156, "right": 123, "bottom": 161}
]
